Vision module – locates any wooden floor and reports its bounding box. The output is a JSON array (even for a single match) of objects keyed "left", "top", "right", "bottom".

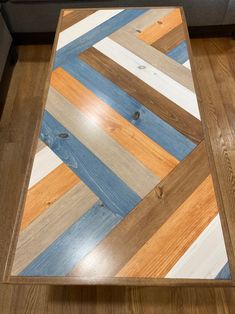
[{"left": 0, "top": 37, "right": 235, "bottom": 311}]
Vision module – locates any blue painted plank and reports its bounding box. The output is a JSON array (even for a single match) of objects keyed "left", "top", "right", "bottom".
[
  {"left": 54, "top": 9, "right": 148, "bottom": 68},
  {"left": 40, "top": 111, "right": 141, "bottom": 217},
  {"left": 167, "top": 41, "right": 189, "bottom": 64},
  {"left": 63, "top": 58, "right": 196, "bottom": 160},
  {"left": 20, "top": 201, "right": 121, "bottom": 276},
  {"left": 215, "top": 262, "right": 231, "bottom": 280}
]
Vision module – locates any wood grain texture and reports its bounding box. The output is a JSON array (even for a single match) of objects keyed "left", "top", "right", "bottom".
[
  {"left": 0, "top": 284, "right": 232, "bottom": 313},
  {"left": 69, "top": 142, "right": 210, "bottom": 277},
  {"left": 152, "top": 23, "right": 185, "bottom": 53},
  {"left": 166, "top": 215, "right": 228, "bottom": 279},
  {"left": 20, "top": 201, "right": 121, "bottom": 276},
  {"left": 55, "top": 9, "right": 147, "bottom": 65},
  {"left": 94, "top": 38, "right": 200, "bottom": 119},
  {"left": 117, "top": 175, "right": 219, "bottom": 278},
  {"left": 51, "top": 67, "right": 178, "bottom": 179},
  {"left": 28, "top": 138, "right": 62, "bottom": 189},
  {"left": 79, "top": 47, "right": 203, "bottom": 144},
  {"left": 191, "top": 38, "right": 235, "bottom": 282},
  {"left": 1, "top": 40, "right": 235, "bottom": 306},
  {"left": 138, "top": 8, "right": 182, "bottom": 44},
  {"left": 110, "top": 28, "right": 195, "bottom": 92},
  {"left": 60, "top": 10, "right": 97, "bottom": 31},
  {"left": 12, "top": 182, "right": 98, "bottom": 275},
  {"left": 57, "top": 9, "right": 124, "bottom": 50},
  {"left": 41, "top": 111, "right": 141, "bottom": 217},
  {"left": 21, "top": 163, "right": 80, "bottom": 230},
  {"left": 123, "top": 8, "right": 174, "bottom": 35},
  {"left": 46, "top": 87, "right": 160, "bottom": 198},
  {"left": 63, "top": 58, "right": 196, "bottom": 160}
]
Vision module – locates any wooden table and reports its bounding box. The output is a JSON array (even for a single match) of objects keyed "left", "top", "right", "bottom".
[{"left": 4, "top": 7, "right": 233, "bottom": 285}]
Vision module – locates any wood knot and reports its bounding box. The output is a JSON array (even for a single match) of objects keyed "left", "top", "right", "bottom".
[{"left": 155, "top": 186, "right": 164, "bottom": 199}]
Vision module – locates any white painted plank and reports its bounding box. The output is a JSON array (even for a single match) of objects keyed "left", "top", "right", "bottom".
[
  {"left": 165, "top": 215, "right": 228, "bottom": 279},
  {"left": 183, "top": 60, "right": 191, "bottom": 69},
  {"left": 28, "top": 146, "right": 62, "bottom": 189},
  {"left": 94, "top": 38, "right": 200, "bottom": 119},
  {"left": 57, "top": 9, "right": 123, "bottom": 50}
]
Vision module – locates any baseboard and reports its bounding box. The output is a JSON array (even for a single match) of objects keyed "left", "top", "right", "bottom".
[
  {"left": 13, "top": 32, "right": 55, "bottom": 45},
  {"left": 0, "top": 45, "right": 18, "bottom": 119},
  {"left": 189, "top": 24, "right": 235, "bottom": 38}
]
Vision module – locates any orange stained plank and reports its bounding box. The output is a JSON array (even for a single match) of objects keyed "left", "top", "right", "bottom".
[
  {"left": 50, "top": 68, "right": 178, "bottom": 179},
  {"left": 138, "top": 8, "right": 183, "bottom": 45},
  {"left": 63, "top": 10, "right": 74, "bottom": 17},
  {"left": 117, "top": 175, "right": 218, "bottom": 278},
  {"left": 21, "top": 163, "right": 80, "bottom": 230}
]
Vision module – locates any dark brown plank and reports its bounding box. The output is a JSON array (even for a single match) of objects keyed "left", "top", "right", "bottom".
[
  {"left": 69, "top": 141, "right": 210, "bottom": 277},
  {"left": 79, "top": 47, "right": 203, "bottom": 144},
  {"left": 191, "top": 38, "right": 235, "bottom": 283},
  {"left": 60, "top": 10, "right": 97, "bottom": 31},
  {"left": 152, "top": 23, "right": 185, "bottom": 53}
]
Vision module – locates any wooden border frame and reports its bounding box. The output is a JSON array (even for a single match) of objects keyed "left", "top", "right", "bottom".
[
  {"left": 1, "top": 7, "right": 234, "bottom": 286},
  {"left": 181, "top": 8, "right": 235, "bottom": 284}
]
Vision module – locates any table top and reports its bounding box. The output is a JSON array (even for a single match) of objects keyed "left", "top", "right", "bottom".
[{"left": 11, "top": 8, "right": 231, "bottom": 283}]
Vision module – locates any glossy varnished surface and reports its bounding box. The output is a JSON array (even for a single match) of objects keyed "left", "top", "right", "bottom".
[
  {"left": 4, "top": 8, "right": 232, "bottom": 283},
  {"left": 1, "top": 40, "right": 235, "bottom": 312}
]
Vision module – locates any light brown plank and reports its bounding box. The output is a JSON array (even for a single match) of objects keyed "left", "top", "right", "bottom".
[
  {"left": 47, "top": 86, "right": 160, "bottom": 198},
  {"left": 79, "top": 47, "right": 203, "bottom": 144},
  {"left": 117, "top": 175, "right": 218, "bottom": 278},
  {"left": 51, "top": 67, "right": 178, "bottom": 179},
  {"left": 21, "top": 163, "right": 80, "bottom": 230},
  {"left": 12, "top": 182, "right": 98, "bottom": 275},
  {"left": 69, "top": 141, "right": 210, "bottom": 277},
  {"left": 110, "top": 29, "right": 195, "bottom": 93}
]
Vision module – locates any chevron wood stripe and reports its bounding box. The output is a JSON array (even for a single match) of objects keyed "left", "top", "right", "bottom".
[
  {"left": 79, "top": 47, "right": 202, "bottom": 143},
  {"left": 21, "top": 163, "right": 80, "bottom": 230},
  {"left": 138, "top": 9, "right": 183, "bottom": 45},
  {"left": 46, "top": 87, "right": 159, "bottom": 198},
  {"left": 110, "top": 29, "right": 195, "bottom": 93},
  {"left": 10, "top": 8, "right": 230, "bottom": 282},
  {"left": 116, "top": 175, "right": 219, "bottom": 278},
  {"left": 94, "top": 38, "right": 200, "bottom": 119},
  {"left": 69, "top": 142, "right": 212, "bottom": 277},
  {"left": 50, "top": 68, "right": 178, "bottom": 178},
  {"left": 41, "top": 111, "right": 141, "bottom": 217},
  {"left": 12, "top": 182, "right": 99, "bottom": 275},
  {"left": 54, "top": 9, "right": 148, "bottom": 67},
  {"left": 57, "top": 9, "right": 124, "bottom": 50}
]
